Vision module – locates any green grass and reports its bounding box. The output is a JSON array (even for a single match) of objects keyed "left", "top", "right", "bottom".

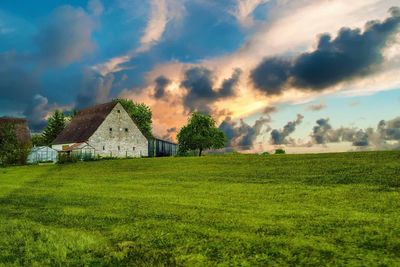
[{"left": 0, "top": 151, "right": 400, "bottom": 266}]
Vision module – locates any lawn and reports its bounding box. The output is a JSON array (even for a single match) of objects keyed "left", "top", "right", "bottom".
[{"left": 0, "top": 151, "right": 400, "bottom": 266}]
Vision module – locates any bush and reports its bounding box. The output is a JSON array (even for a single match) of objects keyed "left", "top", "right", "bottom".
[
  {"left": 81, "top": 153, "right": 96, "bottom": 162},
  {"left": 275, "top": 149, "right": 286, "bottom": 155},
  {"left": 58, "top": 153, "right": 78, "bottom": 164},
  {"left": 261, "top": 152, "right": 270, "bottom": 156}
]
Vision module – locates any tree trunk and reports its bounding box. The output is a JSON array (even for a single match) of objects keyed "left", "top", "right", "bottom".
[{"left": 199, "top": 148, "right": 203, "bottom": 157}]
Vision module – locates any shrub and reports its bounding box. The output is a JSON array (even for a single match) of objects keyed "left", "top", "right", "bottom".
[
  {"left": 58, "top": 153, "right": 78, "bottom": 164},
  {"left": 261, "top": 152, "right": 270, "bottom": 156},
  {"left": 275, "top": 149, "right": 286, "bottom": 154}
]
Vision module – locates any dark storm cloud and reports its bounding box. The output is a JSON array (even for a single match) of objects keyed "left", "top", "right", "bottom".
[
  {"left": 219, "top": 116, "right": 271, "bottom": 149},
  {"left": 0, "top": 4, "right": 98, "bottom": 120},
  {"left": 250, "top": 57, "right": 291, "bottom": 95},
  {"left": 76, "top": 69, "right": 115, "bottom": 109},
  {"left": 251, "top": 7, "right": 400, "bottom": 95},
  {"left": 34, "top": 5, "right": 96, "bottom": 68},
  {"left": 219, "top": 68, "right": 242, "bottom": 97},
  {"left": 270, "top": 114, "right": 304, "bottom": 145},
  {"left": 0, "top": 53, "right": 40, "bottom": 102},
  {"left": 181, "top": 67, "right": 242, "bottom": 113},
  {"left": 154, "top": 76, "right": 171, "bottom": 99},
  {"left": 23, "top": 95, "right": 52, "bottom": 131}
]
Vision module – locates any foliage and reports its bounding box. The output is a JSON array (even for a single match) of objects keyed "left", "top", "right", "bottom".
[
  {"left": 275, "top": 148, "right": 286, "bottom": 154},
  {"left": 115, "top": 99, "right": 153, "bottom": 138},
  {"left": 0, "top": 123, "right": 30, "bottom": 166},
  {"left": 57, "top": 153, "right": 78, "bottom": 164},
  {"left": 261, "top": 151, "right": 270, "bottom": 156},
  {"left": 42, "top": 110, "right": 66, "bottom": 145},
  {"left": 0, "top": 151, "right": 400, "bottom": 265},
  {"left": 31, "top": 134, "right": 46, "bottom": 147},
  {"left": 177, "top": 112, "right": 226, "bottom": 156}
]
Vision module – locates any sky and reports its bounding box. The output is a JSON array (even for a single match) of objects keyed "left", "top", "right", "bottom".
[{"left": 0, "top": 0, "right": 399, "bottom": 153}]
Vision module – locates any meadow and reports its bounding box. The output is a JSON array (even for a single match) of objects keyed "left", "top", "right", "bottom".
[{"left": 0, "top": 151, "right": 400, "bottom": 266}]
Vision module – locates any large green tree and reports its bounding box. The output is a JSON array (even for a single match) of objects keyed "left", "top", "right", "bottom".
[
  {"left": 42, "top": 110, "right": 66, "bottom": 145},
  {"left": 177, "top": 112, "right": 226, "bottom": 156},
  {"left": 115, "top": 99, "right": 153, "bottom": 138},
  {"left": 0, "top": 123, "right": 30, "bottom": 166}
]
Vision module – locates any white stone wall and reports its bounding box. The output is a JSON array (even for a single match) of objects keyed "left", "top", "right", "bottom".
[{"left": 88, "top": 103, "right": 148, "bottom": 158}]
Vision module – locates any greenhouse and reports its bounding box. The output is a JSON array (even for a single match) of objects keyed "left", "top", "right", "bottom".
[{"left": 27, "top": 146, "right": 58, "bottom": 164}]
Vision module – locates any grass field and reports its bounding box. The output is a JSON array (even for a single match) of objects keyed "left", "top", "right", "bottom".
[{"left": 0, "top": 151, "right": 400, "bottom": 266}]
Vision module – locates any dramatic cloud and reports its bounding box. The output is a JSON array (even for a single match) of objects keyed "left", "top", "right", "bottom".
[
  {"left": 311, "top": 117, "right": 400, "bottom": 149},
  {"left": 251, "top": 7, "right": 400, "bottom": 95},
  {"left": 219, "top": 116, "right": 270, "bottom": 149},
  {"left": 23, "top": 95, "right": 51, "bottom": 131},
  {"left": 181, "top": 67, "right": 242, "bottom": 113},
  {"left": 34, "top": 5, "right": 97, "bottom": 68},
  {"left": 270, "top": 114, "right": 304, "bottom": 145},
  {"left": 232, "top": 0, "right": 270, "bottom": 27},
  {"left": 154, "top": 75, "right": 171, "bottom": 99},
  {"left": 378, "top": 117, "right": 400, "bottom": 141},
  {"left": 76, "top": 69, "right": 115, "bottom": 109},
  {"left": 263, "top": 106, "right": 278, "bottom": 114},
  {"left": 137, "top": 0, "right": 185, "bottom": 53},
  {"left": 0, "top": 52, "right": 39, "bottom": 104},
  {"left": 162, "top": 127, "right": 177, "bottom": 141}
]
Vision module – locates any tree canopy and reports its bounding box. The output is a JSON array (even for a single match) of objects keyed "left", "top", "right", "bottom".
[
  {"left": 0, "top": 123, "right": 30, "bottom": 166},
  {"left": 115, "top": 99, "right": 153, "bottom": 138},
  {"left": 177, "top": 112, "right": 226, "bottom": 156},
  {"left": 42, "top": 110, "right": 66, "bottom": 145}
]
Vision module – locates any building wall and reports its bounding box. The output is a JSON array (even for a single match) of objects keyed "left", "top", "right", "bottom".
[{"left": 88, "top": 103, "right": 148, "bottom": 158}]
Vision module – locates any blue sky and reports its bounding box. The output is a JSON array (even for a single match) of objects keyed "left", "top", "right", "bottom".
[{"left": 0, "top": 0, "right": 399, "bottom": 152}]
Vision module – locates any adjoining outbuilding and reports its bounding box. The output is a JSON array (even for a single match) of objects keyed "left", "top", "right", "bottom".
[
  {"left": 148, "top": 137, "right": 178, "bottom": 157},
  {"left": 27, "top": 146, "right": 58, "bottom": 164}
]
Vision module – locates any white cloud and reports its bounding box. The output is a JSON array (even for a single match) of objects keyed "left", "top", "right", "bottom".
[{"left": 232, "top": 0, "right": 270, "bottom": 27}]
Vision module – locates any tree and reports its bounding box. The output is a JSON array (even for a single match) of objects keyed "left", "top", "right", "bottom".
[
  {"left": 42, "top": 110, "right": 66, "bottom": 145},
  {"left": 115, "top": 99, "right": 153, "bottom": 138},
  {"left": 31, "top": 134, "right": 46, "bottom": 147},
  {"left": 0, "top": 123, "right": 30, "bottom": 166},
  {"left": 177, "top": 112, "right": 226, "bottom": 156}
]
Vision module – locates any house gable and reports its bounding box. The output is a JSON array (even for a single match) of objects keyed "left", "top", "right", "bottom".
[{"left": 87, "top": 103, "right": 148, "bottom": 157}]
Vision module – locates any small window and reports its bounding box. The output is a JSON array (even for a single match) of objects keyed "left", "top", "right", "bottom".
[
  {"left": 117, "top": 110, "right": 121, "bottom": 113},
  {"left": 118, "top": 146, "right": 120, "bottom": 151},
  {"left": 109, "top": 128, "right": 113, "bottom": 132},
  {"left": 132, "top": 147, "right": 135, "bottom": 151},
  {"left": 102, "top": 146, "right": 105, "bottom": 151},
  {"left": 125, "top": 128, "right": 129, "bottom": 132}
]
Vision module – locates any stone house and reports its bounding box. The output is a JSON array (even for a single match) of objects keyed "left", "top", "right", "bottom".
[{"left": 52, "top": 102, "right": 148, "bottom": 158}]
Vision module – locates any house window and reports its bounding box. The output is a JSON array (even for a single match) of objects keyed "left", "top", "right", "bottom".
[
  {"left": 132, "top": 147, "right": 135, "bottom": 151},
  {"left": 103, "top": 146, "right": 105, "bottom": 151},
  {"left": 118, "top": 146, "right": 120, "bottom": 151},
  {"left": 117, "top": 110, "right": 120, "bottom": 113},
  {"left": 109, "top": 128, "right": 113, "bottom": 132},
  {"left": 125, "top": 128, "right": 128, "bottom": 132}
]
